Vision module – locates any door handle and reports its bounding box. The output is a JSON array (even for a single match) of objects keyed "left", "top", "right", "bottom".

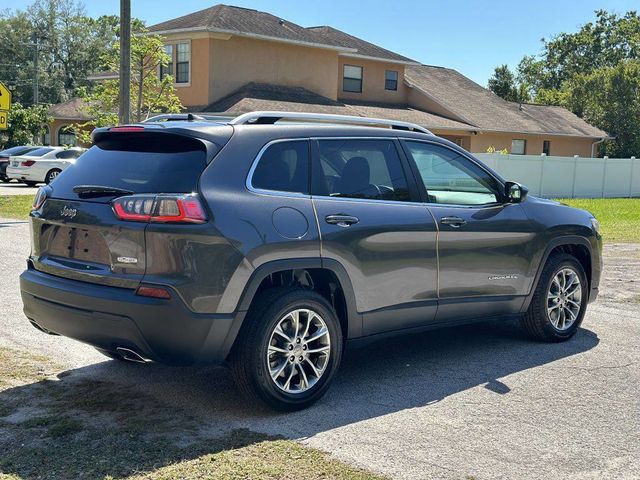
[
  {"left": 440, "top": 216, "right": 467, "bottom": 228},
  {"left": 325, "top": 214, "right": 359, "bottom": 227}
]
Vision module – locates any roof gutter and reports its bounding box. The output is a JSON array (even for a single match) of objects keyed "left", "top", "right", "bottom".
[
  {"left": 149, "top": 27, "right": 358, "bottom": 53},
  {"left": 591, "top": 136, "right": 613, "bottom": 158}
]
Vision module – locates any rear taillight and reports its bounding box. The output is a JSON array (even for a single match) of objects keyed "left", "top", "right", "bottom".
[
  {"left": 21, "top": 160, "right": 36, "bottom": 167},
  {"left": 109, "top": 126, "right": 145, "bottom": 133},
  {"left": 136, "top": 285, "right": 171, "bottom": 299},
  {"left": 112, "top": 194, "right": 207, "bottom": 223},
  {"left": 32, "top": 186, "right": 50, "bottom": 210}
]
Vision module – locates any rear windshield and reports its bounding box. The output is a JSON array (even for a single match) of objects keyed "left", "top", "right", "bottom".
[
  {"left": 50, "top": 134, "right": 209, "bottom": 200},
  {"left": 23, "top": 147, "right": 54, "bottom": 157}
]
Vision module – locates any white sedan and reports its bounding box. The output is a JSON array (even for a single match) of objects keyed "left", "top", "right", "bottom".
[{"left": 6, "top": 147, "right": 86, "bottom": 186}]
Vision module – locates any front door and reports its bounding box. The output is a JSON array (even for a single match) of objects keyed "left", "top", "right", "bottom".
[
  {"left": 311, "top": 138, "right": 438, "bottom": 335},
  {"left": 401, "top": 139, "right": 538, "bottom": 322}
]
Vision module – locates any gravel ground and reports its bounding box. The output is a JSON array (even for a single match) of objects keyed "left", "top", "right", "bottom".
[
  {"left": 0, "top": 217, "right": 638, "bottom": 480},
  {"left": 0, "top": 182, "right": 40, "bottom": 196}
]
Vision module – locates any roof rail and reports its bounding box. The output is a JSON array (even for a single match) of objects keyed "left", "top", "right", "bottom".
[{"left": 229, "top": 111, "right": 432, "bottom": 134}]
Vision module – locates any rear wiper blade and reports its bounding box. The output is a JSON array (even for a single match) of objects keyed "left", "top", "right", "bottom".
[{"left": 73, "top": 185, "right": 134, "bottom": 198}]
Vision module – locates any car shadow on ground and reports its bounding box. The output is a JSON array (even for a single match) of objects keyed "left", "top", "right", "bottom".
[{"left": 0, "top": 319, "right": 600, "bottom": 478}]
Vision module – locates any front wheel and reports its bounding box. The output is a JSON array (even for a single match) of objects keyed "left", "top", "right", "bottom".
[
  {"left": 230, "top": 288, "right": 343, "bottom": 411},
  {"left": 521, "top": 253, "right": 588, "bottom": 342}
]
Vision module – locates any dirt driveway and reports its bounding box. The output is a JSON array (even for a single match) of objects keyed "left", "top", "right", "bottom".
[{"left": 0, "top": 218, "right": 638, "bottom": 479}]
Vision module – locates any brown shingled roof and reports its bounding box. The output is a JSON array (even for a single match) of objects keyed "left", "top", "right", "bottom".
[
  {"left": 306, "top": 26, "right": 417, "bottom": 64},
  {"left": 48, "top": 97, "right": 90, "bottom": 121},
  {"left": 405, "top": 65, "right": 608, "bottom": 138},
  {"left": 201, "top": 83, "right": 475, "bottom": 132}
]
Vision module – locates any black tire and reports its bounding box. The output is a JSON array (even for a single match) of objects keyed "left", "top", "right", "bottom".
[
  {"left": 0, "top": 177, "right": 10, "bottom": 183},
  {"left": 25, "top": 181, "right": 38, "bottom": 187},
  {"left": 94, "top": 347, "right": 125, "bottom": 361},
  {"left": 230, "top": 288, "right": 343, "bottom": 411},
  {"left": 45, "top": 169, "right": 62, "bottom": 185},
  {"left": 521, "top": 253, "right": 588, "bottom": 342}
]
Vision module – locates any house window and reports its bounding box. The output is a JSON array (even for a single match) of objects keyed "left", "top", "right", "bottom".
[
  {"left": 160, "top": 44, "right": 173, "bottom": 80},
  {"left": 543, "top": 140, "right": 551, "bottom": 156},
  {"left": 511, "top": 139, "right": 526, "bottom": 155},
  {"left": 176, "top": 42, "right": 190, "bottom": 84},
  {"left": 58, "top": 126, "right": 76, "bottom": 146},
  {"left": 41, "top": 127, "right": 51, "bottom": 145},
  {"left": 385, "top": 70, "right": 398, "bottom": 91},
  {"left": 343, "top": 65, "right": 363, "bottom": 93}
]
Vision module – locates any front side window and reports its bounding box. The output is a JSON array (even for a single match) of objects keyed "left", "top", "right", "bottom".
[
  {"left": 404, "top": 141, "right": 499, "bottom": 206},
  {"left": 176, "top": 42, "right": 190, "bottom": 83},
  {"left": 58, "top": 127, "right": 76, "bottom": 147},
  {"left": 160, "top": 44, "right": 173, "bottom": 80},
  {"left": 511, "top": 139, "right": 526, "bottom": 155},
  {"left": 313, "top": 139, "right": 411, "bottom": 202},
  {"left": 385, "top": 70, "right": 398, "bottom": 91},
  {"left": 251, "top": 141, "right": 309, "bottom": 194},
  {"left": 343, "top": 65, "right": 363, "bottom": 93}
]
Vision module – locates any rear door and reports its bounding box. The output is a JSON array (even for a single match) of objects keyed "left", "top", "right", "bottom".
[
  {"left": 401, "top": 139, "right": 538, "bottom": 321},
  {"left": 30, "top": 132, "right": 212, "bottom": 289},
  {"left": 311, "top": 137, "right": 438, "bottom": 336}
]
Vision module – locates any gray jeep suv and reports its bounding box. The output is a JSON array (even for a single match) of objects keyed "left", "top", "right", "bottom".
[{"left": 20, "top": 111, "right": 602, "bottom": 410}]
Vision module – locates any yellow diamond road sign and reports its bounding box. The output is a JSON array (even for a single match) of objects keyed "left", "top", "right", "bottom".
[
  {"left": 0, "top": 81, "right": 10, "bottom": 111},
  {"left": 0, "top": 81, "right": 10, "bottom": 130}
]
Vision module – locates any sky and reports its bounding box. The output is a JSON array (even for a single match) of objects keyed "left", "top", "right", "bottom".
[{"left": 5, "top": 0, "right": 639, "bottom": 85}]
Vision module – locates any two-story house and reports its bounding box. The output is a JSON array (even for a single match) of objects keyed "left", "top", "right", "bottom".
[{"left": 48, "top": 4, "right": 608, "bottom": 157}]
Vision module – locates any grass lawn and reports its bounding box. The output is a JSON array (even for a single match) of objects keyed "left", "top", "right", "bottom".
[
  {"left": 555, "top": 198, "right": 639, "bottom": 243},
  {"left": 0, "top": 195, "right": 33, "bottom": 220},
  {"left": 0, "top": 346, "right": 386, "bottom": 480},
  {"left": 1, "top": 195, "right": 638, "bottom": 243}
]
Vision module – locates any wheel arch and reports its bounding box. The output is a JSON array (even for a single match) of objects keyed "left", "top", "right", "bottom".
[
  {"left": 523, "top": 235, "right": 594, "bottom": 311},
  {"left": 220, "top": 258, "right": 361, "bottom": 360}
]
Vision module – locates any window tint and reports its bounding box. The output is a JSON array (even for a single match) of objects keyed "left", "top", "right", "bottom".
[
  {"left": 343, "top": 65, "right": 363, "bottom": 93},
  {"left": 56, "top": 149, "right": 83, "bottom": 159},
  {"left": 385, "top": 70, "right": 398, "bottom": 91},
  {"left": 251, "top": 141, "right": 309, "bottom": 194},
  {"left": 314, "top": 139, "right": 411, "bottom": 202},
  {"left": 404, "top": 141, "right": 499, "bottom": 205},
  {"left": 24, "top": 147, "right": 54, "bottom": 157}
]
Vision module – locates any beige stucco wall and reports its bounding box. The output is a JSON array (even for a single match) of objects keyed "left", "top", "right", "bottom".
[
  {"left": 337, "top": 57, "right": 407, "bottom": 104},
  {"left": 208, "top": 36, "right": 339, "bottom": 104},
  {"left": 470, "top": 132, "right": 596, "bottom": 157}
]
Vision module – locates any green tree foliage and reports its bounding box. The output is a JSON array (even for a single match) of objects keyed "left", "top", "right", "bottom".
[
  {"left": 495, "top": 10, "right": 640, "bottom": 156},
  {"left": 73, "top": 26, "right": 182, "bottom": 143},
  {"left": 487, "top": 64, "right": 530, "bottom": 103},
  {"left": 0, "top": 102, "right": 51, "bottom": 148},
  {"left": 0, "top": 0, "right": 118, "bottom": 105}
]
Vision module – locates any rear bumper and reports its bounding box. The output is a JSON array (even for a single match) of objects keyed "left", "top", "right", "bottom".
[{"left": 20, "top": 267, "right": 242, "bottom": 365}]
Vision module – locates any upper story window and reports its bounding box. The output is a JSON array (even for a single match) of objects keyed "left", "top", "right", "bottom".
[
  {"left": 251, "top": 141, "right": 309, "bottom": 194},
  {"left": 176, "top": 42, "right": 190, "bottom": 84},
  {"left": 313, "top": 139, "right": 411, "bottom": 202},
  {"left": 343, "top": 65, "right": 363, "bottom": 93},
  {"left": 404, "top": 141, "right": 499, "bottom": 205},
  {"left": 511, "top": 139, "right": 526, "bottom": 155},
  {"left": 159, "top": 42, "right": 190, "bottom": 84},
  {"left": 160, "top": 45, "right": 173, "bottom": 80},
  {"left": 385, "top": 70, "right": 398, "bottom": 91}
]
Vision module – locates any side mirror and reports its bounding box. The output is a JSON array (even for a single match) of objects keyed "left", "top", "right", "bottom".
[{"left": 505, "top": 181, "right": 528, "bottom": 203}]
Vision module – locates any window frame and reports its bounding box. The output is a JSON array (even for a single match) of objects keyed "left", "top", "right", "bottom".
[
  {"left": 343, "top": 64, "right": 363, "bottom": 93},
  {"left": 246, "top": 138, "right": 312, "bottom": 198},
  {"left": 309, "top": 137, "right": 422, "bottom": 205},
  {"left": 159, "top": 40, "right": 191, "bottom": 86},
  {"left": 175, "top": 41, "right": 191, "bottom": 84},
  {"left": 399, "top": 138, "right": 506, "bottom": 207},
  {"left": 511, "top": 139, "right": 527, "bottom": 155},
  {"left": 160, "top": 44, "right": 174, "bottom": 80},
  {"left": 385, "top": 70, "right": 398, "bottom": 91}
]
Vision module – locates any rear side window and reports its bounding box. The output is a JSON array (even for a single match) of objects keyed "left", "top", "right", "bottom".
[
  {"left": 250, "top": 140, "right": 309, "bottom": 194},
  {"left": 313, "top": 139, "right": 411, "bottom": 202},
  {"left": 56, "top": 150, "right": 83, "bottom": 159},
  {"left": 50, "top": 134, "right": 209, "bottom": 199}
]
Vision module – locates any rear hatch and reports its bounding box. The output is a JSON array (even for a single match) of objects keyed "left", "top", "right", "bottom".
[{"left": 29, "top": 127, "right": 228, "bottom": 288}]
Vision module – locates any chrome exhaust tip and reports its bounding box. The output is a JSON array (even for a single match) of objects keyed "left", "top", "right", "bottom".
[{"left": 115, "top": 347, "right": 150, "bottom": 363}]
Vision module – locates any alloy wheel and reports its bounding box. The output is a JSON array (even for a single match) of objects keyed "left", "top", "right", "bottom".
[
  {"left": 266, "top": 308, "right": 331, "bottom": 394},
  {"left": 547, "top": 267, "right": 582, "bottom": 330}
]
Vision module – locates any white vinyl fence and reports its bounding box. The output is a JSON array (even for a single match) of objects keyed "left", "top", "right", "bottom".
[{"left": 476, "top": 153, "right": 640, "bottom": 199}]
